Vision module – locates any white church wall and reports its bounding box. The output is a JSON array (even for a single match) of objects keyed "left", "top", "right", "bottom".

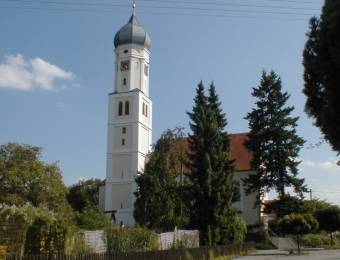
[
  {"left": 110, "top": 183, "right": 133, "bottom": 210},
  {"left": 112, "top": 154, "right": 133, "bottom": 179},
  {"left": 139, "top": 126, "right": 150, "bottom": 154},
  {"left": 233, "top": 171, "right": 261, "bottom": 225},
  {"left": 113, "top": 125, "right": 133, "bottom": 150}
]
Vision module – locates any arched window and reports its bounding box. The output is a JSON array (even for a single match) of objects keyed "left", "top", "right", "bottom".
[
  {"left": 125, "top": 101, "right": 130, "bottom": 115},
  {"left": 123, "top": 78, "right": 127, "bottom": 85},
  {"left": 118, "top": 101, "right": 123, "bottom": 116},
  {"left": 122, "top": 139, "right": 125, "bottom": 146},
  {"left": 142, "top": 102, "right": 145, "bottom": 115}
]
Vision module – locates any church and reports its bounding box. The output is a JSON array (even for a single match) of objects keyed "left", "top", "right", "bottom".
[{"left": 99, "top": 10, "right": 260, "bottom": 226}]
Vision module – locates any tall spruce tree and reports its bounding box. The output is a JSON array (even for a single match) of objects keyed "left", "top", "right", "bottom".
[
  {"left": 303, "top": 0, "right": 340, "bottom": 154},
  {"left": 187, "top": 82, "right": 243, "bottom": 245},
  {"left": 134, "top": 128, "right": 187, "bottom": 232},
  {"left": 244, "top": 71, "right": 307, "bottom": 200}
]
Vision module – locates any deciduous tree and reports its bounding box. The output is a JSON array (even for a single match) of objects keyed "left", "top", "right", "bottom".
[
  {"left": 134, "top": 128, "right": 187, "bottom": 232},
  {"left": 315, "top": 206, "right": 340, "bottom": 245}
]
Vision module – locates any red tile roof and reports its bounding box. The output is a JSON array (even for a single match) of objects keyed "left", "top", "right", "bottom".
[
  {"left": 172, "top": 133, "right": 253, "bottom": 173},
  {"left": 230, "top": 133, "right": 253, "bottom": 172}
]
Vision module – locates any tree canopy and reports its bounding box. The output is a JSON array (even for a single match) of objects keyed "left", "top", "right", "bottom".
[
  {"left": 278, "top": 213, "right": 318, "bottom": 253},
  {"left": 315, "top": 206, "right": 340, "bottom": 244},
  {"left": 134, "top": 128, "right": 187, "bottom": 232},
  {"left": 0, "top": 143, "right": 72, "bottom": 219},
  {"left": 303, "top": 0, "right": 340, "bottom": 154},
  {"left": 244, "top": 71, "right": 306, "bottom": 200},
  {"left": 67, "top": 178, "right": 103, "bottom": 212},
  {"left": 187, "top": 82, "right": 244, "bottom": 245}
]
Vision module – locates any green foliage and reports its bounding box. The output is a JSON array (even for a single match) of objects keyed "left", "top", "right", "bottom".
[
  {"left": 303, "top": 199, "right": 334, "bottom": 215},
  {"left": 231, "top": 215, "right": 247, "bottom": 244},
  {"left": 278, "top": 213, "right": 318, "bottom": 253},
  {"left": 67, "top": 178, "right": 103, "bottom": 212},
  {"left": 183, "top": 250, "right": 194, "bottom": 260},
  {"left": 264, "top": 196, "right": 305, "bottom": 218},
  {"left": 186, "top": 82, "right": 240, "bottom": 245},
  {"left": 0, "top": 246, "right": 6, "bottom": 260},
  {"left": 106, "top": 226, "right": 159, "bottom": 253},
  {"left": 75, "top": 206, "right": 110, "bottom": 230},
  {"left": 134, "top": 128, "right": 188, "bottom": 232},
  {"left": 0, "top": 143, "right": 75, "bottom": 255},
  {"left": 314, "top": 206, "right": 340, "bottom": 245},
  {"left": 64, "top": 230, "right": 89, "bottom": 254},
  {"left": 315, "top": 206, "right": 340, "bottom": 233},
  {"left": 244, "top": 71, "right": 306, "bottom": 200},
  {"left": 278, "top": 214, "right": 318, "bottom": 236},
  {"left": 0, "top": 204, "right": 56, "bottom": 255},
  {"left": 301, "top": 233, "right": 331, "bottom": 248},
  {"left": 0, "top": 143, "right": 73, "bottom": 222},
  {"left": 265, "top": 196, "right": 334, "bottom": 219},
  {"left": 303, "top": 0, "right": 340, "bottom": 153}
]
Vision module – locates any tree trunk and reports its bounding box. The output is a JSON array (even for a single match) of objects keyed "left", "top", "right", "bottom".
[{"left": 330, "top": 232, "right": 334, "bottom": 246}]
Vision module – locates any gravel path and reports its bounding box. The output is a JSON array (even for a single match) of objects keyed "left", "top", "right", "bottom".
[{"left": 235, "top": 250, "right": 340, "bottom": 260}]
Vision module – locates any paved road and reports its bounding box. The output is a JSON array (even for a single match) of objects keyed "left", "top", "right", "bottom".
[{"left": 235, "top": 250, "right": 340, "bottom": 260}]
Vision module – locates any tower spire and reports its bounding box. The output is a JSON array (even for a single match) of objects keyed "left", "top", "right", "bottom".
[{"left": 132, "top": 0, "right": 136, "bottom": 16}]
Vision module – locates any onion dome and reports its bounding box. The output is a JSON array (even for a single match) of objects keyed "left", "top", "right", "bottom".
[{"left": 114, "top": 15, "right": 151, "bottom": 50}]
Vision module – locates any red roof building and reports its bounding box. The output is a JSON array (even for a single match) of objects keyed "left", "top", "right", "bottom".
[{"left": 171, "top": 133, "right": 253, "bottom": 173}]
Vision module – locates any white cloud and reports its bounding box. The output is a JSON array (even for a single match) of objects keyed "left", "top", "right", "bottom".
[
  {"left": 300, "top": 158, "right": 340, "bottom": 173},
  {"left": 0, "top": 54, "right": 75, "bottom": 91}
]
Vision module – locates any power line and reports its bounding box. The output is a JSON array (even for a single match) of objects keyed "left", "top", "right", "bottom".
[
  {"left": 139, "top": 0, "right": 322, "bottom": 7},
  {"left": 0, "top": 5, "right": 310, "bottom": 21},
  {"left": 0, "top": 0, "right": 322, "bottom": 11},
  {"left": 0, "top": 1, "right": 318, "bottom": 17}
]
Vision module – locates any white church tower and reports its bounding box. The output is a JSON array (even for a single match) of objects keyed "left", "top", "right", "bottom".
[{"left": 104, "top": 8, "right": 152, "bottom": 224}]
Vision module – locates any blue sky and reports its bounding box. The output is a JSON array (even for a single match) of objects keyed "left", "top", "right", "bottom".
[{"left": 1, "top": 0, "right": 339, "bottom": 204}]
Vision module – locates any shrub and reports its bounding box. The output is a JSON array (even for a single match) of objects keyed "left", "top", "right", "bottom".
[
  {"left": 75, "top": 206, "right": 110, "bottom": 230},
  {"left": 106, "top": 226, "right": 159, "bottom": 253},
  {"left": 0, "top": 246, "right": 6, "bottom": 260},
  {"left": 278, "top": 213, "right": 318, "bottom": 253},
  {"left": 301, "top": 234, "right": 331, "bottom": 248},
  {"left": 314, "top": 206, "right": 340, "bottom": 245}
]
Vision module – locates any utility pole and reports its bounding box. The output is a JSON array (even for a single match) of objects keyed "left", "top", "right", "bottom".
[{"left": 309, "top": 189, "right": 313, "bottom": 200}]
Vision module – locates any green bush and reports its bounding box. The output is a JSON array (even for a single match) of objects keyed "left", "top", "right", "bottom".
[
  {"left": 75, "top": 206, "right": 110, "bottom": 230},
  {"left": 106, "top": 226, "right": 159, "bottom": 253},
  {"left": 301, "top": 234, "right": 331, "bottom": 248}
]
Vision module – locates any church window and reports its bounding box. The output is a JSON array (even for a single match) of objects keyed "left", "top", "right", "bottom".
[
  {"left": 125, "top": 101, "right": 130, "bottom": 115},
  {"left": 142, "top": 102, "right": 145, "bottom": 115},
  {"left": 123, "top": 78, "right": 127, "bottom": 85},
  {"left": 122, "top": 127, "right": 126, "bottom": 134},
  {"left": 144, "top": 65, "right": 149, "bottom": 76},
  {"left": 122, "top": 139, "right": 125, "bottom": 146},
  {"left": 124, "top": 49, "right": 128, "bottom": 53},
  {"left": 118, "top": 102, "right": 123, "bottom": 116},
  {"left": 120, "top": 61, "right": 129, "bottom": 71}
]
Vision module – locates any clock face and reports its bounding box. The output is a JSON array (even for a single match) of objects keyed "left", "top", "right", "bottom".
[{"left": 120, "top": 61, "right": 130, "bottom": 71}]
